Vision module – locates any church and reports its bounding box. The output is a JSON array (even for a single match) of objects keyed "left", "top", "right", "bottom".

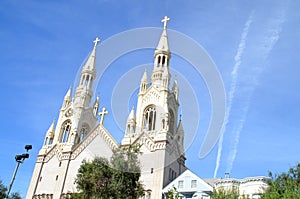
[
  {"left": 26, "top": 17, "right": 269, "bottom": 199},
  {"left": 26, "top": 16, "right": 187, "bottom": 199}
]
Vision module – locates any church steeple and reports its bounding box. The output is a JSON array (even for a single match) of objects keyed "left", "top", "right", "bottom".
[
  {"left": 151, "top": 16, "right": 171, "bottom": 88},
  {"left": 51, "top": 38, "right": 101, "bottom": 152},
  {"left": 125, "top": 16, "right": 181, "bottom": 142},
  {"left": 74, "top": 38, "right": 100, "bottom": 107},
  {"left": 155, "top": 16, "right": 170, "bottom": 53}
]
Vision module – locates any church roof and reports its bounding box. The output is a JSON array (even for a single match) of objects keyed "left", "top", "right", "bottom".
[{"left": 162, "top": 169, "right": 213, "bottom": 193}]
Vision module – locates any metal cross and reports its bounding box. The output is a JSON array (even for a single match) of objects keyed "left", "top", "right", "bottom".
[
  {"left": 99, "top": 107, "right": 108, "bottom": 125},
  {"left": 93, "top": 37, "right": 100, "bottom": 48},
  {"left": 161, "top": 16, "right": 170, "bottom": 29}
]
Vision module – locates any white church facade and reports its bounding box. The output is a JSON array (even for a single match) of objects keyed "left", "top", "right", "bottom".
[
  {"left": 26, "top": 17, "right": 269, "bottom": 199},
  {"left": 26, "top": 17, "right": 187, "bottom": 199}
]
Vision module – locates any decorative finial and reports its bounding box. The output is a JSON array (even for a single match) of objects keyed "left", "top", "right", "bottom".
[
  {"left": 93, "top": 37, "right": 100, "bottom": 48},
  {"left": 161, "top": 16, "right": 170, "bottom": 29}
]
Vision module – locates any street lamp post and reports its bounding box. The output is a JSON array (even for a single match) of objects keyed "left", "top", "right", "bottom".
[{"left": 5, "top": 145, "right": 32, "bottom": 199}]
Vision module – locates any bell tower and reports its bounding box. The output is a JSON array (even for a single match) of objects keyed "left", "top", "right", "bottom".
[
  {"left": 121, "top": 16, "right": 186, "bottom": 198},
  {"left": 39, "top": 38, "right": 100, "bottom": 154}
]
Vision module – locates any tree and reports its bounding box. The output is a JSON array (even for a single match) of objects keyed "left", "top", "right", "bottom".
[
  {"left": 211, "top": 187, "right": 249, "bottom": 199},
  {"left": 261, "top": 163, "right": 300, "bottom": 199},
  {"left": 0, "top": 180, "right": 7, "bottom": 199},
  {"left": 166, "top": 186, "right": 179, "bottom": 199},
  {"left": 72, "top": 144, "right": 144, "bottom": 199},
  {"left": 0, "top": 179, "right": 22, "bottom": 199},
  {"left": 8, "top": 192, "right": 22, "bottom": 199}
]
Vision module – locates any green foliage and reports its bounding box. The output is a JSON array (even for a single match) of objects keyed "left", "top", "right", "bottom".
[
  {"left": 0, "top": 180, "right": 7, "bottom": 199},
  {"left": 261, "top": 163, "right": 300, "bottom": 199},
  {"left": 71, "top": 144, "right": 144, "bottom": 199},
  {"left": 8, "top": 192, "right": 21, "bottom": 199},
  {"left": 211, "top": 187, "right": 249, "bottom": 199},
  {"left": 0, "top": 179, "right": 22, "bottom": 199},
  {"left": 166, "top": 186, "right": 179, "bottom": 199}
]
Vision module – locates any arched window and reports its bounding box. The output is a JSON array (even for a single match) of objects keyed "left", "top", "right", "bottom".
[
  {"left": 60, "top": 121, "right": 71, "bottom": 143},
  {"left": 44, "top": 137, "right": 48, "bottom": 146},
  {"left": 49, "top": 138, "right": 53, "bottom": 145},
  {"left": 126, "top": 124, "right": 130, "bottom": 134},
  {"left": 79, "top": 124, "right": 90, "bottom": 142},
  {"left": 83, "top": 75, "right": 89, "bottom": 86},
  {"left": 158, "top": 56, "right": 161, "bottom": 65},
  {"left": 143, "top": 106, "right": 156, "bottom": 131},
  {"left": 162, "top": 56, "right": 166, "bottom": 65}
]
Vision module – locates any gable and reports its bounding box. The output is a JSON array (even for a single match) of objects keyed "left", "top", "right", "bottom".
[
  {"left": 142, "top": 86, "right": 161, "bottom": 104},
  {"left": 37, "top": 124, "right": 118, "bottom": 163},
  {"left": 162, "top": 169, "right": 213, "bottom": 193},
  {"left": 131, "top": 131, "right": 167, "bottom": 152},
  {"left": 72, "top": 124, "right": 118, "bottom": 159}
]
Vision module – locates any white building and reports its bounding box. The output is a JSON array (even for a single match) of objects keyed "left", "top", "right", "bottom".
[
  {"left": 162, "top": 169, "right": 212, "bottom": 199},
  {"left": 162, "top": 170, "right": 269, "bottom": 199},
  {"left": 26, "top": 17, "right": 186, "bottom": 199},
  {"left": 25, "top": 17, "right": 269, "bottom": 199},
  {"left": 213, "top": 175, "right": 269, "bottom": 199}
]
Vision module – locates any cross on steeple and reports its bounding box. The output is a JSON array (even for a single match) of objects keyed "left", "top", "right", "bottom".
[
  {"left": 161, "top": 16, "right": 170, "bottom": 29},
  {"left": 99, "top": 107, "right": 108, "bottom": 125},
  {"left": 93, "top": 37, "right": 100, "bottom": 48}
]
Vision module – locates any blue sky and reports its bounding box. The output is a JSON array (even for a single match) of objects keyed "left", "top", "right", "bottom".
[{"left": 1, "top": 0, "right": 300, "bottom": 197}]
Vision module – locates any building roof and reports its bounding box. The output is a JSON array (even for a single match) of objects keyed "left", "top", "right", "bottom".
[{"left": 162, "top": 169, "right": 213, "bottom": 194}]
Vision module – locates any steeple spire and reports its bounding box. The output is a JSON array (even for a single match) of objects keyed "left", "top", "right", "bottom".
[
  {"left": 81, "top": 37, "right": 99, "bottom": 73},
  {"left": 155, "top": 16, "right": 170, "bottom": 54},
  {"left": 74, "top": 37, "right": 100, "bottom": 108},
  {"left": 151, "top": 16, "right": 171, "bottom": 87}
]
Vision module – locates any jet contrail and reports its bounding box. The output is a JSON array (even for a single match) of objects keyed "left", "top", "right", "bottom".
[
  {"left": 213, "top": 11, "right": 254, "bottom": 178},
  {"left": 226, "top": 8, "right": 286, "bottom": 174}
]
